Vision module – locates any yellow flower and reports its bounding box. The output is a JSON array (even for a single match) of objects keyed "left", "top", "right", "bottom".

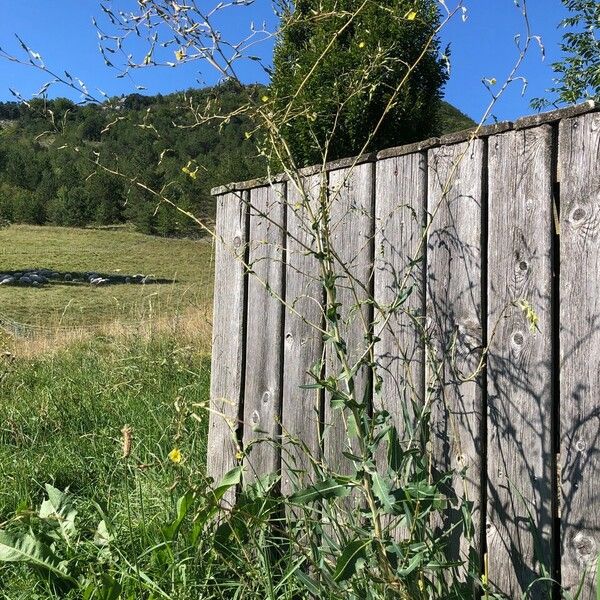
[
  {"left": 406, "top": 10, "right": 417, "bottom": 20},
  {"left": 358, "top": 41, "right": 365, "bottom": 48},
  {"left": 175, "top": 48, "right": 186, "bottom": 61},
  {"left": 168, "top": 448, "right": 183, "bottom": 464},
  {"left": 235, "top": 450, "right": 244, "bottom": 461},
  {"left": 261, "top": 95, "right": 269, "bottom": 103}
]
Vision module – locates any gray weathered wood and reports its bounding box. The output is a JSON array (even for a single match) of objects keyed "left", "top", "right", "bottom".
[
  {"left": 374, "top": 152, "right": 426, "bottom": 451},
  {"left": 324, "top": 162, "right": 375, "bottom": 474},
  {"left": 487, "top": 126, "right": 554, "bottom": 598},
  {"left": 281, "top": 174, "right": 325, "bottom": 494},
  {"left": 208, "top": 190, "right": 248, "bottom": 505},
  {"left": 559, "top": 111, "right": 600, "bottom": 598},
  {"left": 427, "top": 139, "right": 484, "bottom": 574},
  {"left": 242, "top": 183, "right": 286, "bottom": 483}
]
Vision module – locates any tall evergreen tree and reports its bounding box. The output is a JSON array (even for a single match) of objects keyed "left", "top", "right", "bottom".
[{"left": 270, "top": 0, "right": 448, "bottom": 167}]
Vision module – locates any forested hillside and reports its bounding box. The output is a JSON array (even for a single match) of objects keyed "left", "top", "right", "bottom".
[{"left": 0, "top": 83, "right": 474, "bottom": 237}]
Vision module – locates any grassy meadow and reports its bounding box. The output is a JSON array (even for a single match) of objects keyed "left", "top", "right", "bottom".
[
  {"left": 0, "top": 224, "right": 214, "bottom": 336},
  {"left": 0, "top": 224, "right": 214, "bottom": 598}
]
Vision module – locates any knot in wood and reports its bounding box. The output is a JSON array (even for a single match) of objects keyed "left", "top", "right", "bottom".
[
  {"left": 575, "top": 439, "right": 586, "bottom": 452},
  {"left": 512, "top": 331, "right": 525, "bottom": 347},
  {"left": 233, "top": 235, "right": 242, "bottom": 249},
  {"left": 571, "top": 207, "right": 586, "bottom": 223},
  {"left": 261, "top": 390, "right": 272, "bottom": 405},
  {"left": 251, "top": 410, "right": 260, "bottom": 427},
  {"left": 572, "top": 532, "right": 596, "bottom": 564}
]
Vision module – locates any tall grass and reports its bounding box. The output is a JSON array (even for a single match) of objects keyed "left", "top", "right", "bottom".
[{"left": 0, "top": 327, "right": 210, "bottom": 599}]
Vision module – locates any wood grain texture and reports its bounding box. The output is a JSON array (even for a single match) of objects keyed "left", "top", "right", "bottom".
[
  {"left": 374, "top": 153, "right": 426, "bottom": 450},
  {"left": 242, "top": 183, "right": 286, "bottom": 483},
  {"left": 324, "top": 162, "right": 375, "bottom": 474},
  {"left": 208, "top": 191, "right": 248, "bottom": 505},
  {"left": 559, "top": 111, "right": 600, "bottom": 598},
  {"left": 487, "top": 126, "right": 554, "bottom": 598},
  {"left": 427, "top": 140, "right": 484, "bottom": 573},
  {"left": 281, "top": 175, "right": 325, "bottom": 495}
]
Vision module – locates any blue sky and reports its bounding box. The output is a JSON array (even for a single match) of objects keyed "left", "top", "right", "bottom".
[{"left": 0, "top": 1, "right": 568, "bottom": 122}]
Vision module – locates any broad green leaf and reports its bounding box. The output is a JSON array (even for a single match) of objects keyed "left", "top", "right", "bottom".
[
  {"left": 94, "top": 520, "right": 111, "bottom": 547},
  {"left": 39, "top": 484, "right": 77, "bottom": 541},
  {"left": 289, "top": 477, "right": 351, "bottom": 504},
  {"left": 211, "top": 466, "right": 243, "bottom": 502},
  {"left": 371, "top": 472, "right": 397, "bottom": 514},
  {"left": 333, "top": 539, "right": 370, "bottom": 582},
  {"left": 163, "top": 490, "right": 194, "bottom": 541},
  {"left": 0, "top": 531, "right": 76, "bottom": 583}
]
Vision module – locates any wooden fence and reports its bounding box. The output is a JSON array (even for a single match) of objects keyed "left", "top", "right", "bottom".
[{"left": 208, "top": 102, "right": 599, "bottom": 598}]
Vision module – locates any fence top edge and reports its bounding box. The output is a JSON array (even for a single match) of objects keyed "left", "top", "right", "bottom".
[{"left": 211, "top": 100, "right": 597, "bottom": 196}]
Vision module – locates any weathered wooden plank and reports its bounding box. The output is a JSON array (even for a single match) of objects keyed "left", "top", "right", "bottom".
[
  {"left": 559, "top": 111, "right": 600, "bottom": 598},
  {"left": 281, "top": 174, "right": 326, "bottom": 495},
  {"left": 486, "top": 126, "right": 554, "bottom": 598},
  {"left": 374, "top": 152, "right": 426, "bottom": 455},
  {"left": 324, "top": 162, "right": 375, "bottom": 475},
  {"left": 427, "top": 139, "right": 484, "bottom": 574},
  {"left": 208, "top": 190, "right": 248, "bottom": 504},
  {"left": 242, "top": 183, "right": 286, "bottom": 483}
]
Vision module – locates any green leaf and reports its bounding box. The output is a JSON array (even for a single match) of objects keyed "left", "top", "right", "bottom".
[
  {"left": 333, "top": 538, "right": 370, "bottom": 582},
  {"left": 294, "top": 569, "right": 321, "bottom": 596},
  {"left": 163, "top": 490, "right": 194, "bottom": 541},
  {"left": 39, "top": 484, "right": 78, "bottom": 542},
  {"left": 371, "top": 472, "right": 396, "bottom": 514},
  {"left": 96, "top": 574, "right": 122, "bottom": 600},
  {"left": 211, "top": 466, "right": 243, "bottom": 502},
  {"left": 289, "top": 477, "right": 352, "bottom": 504},
  {"left": 0, "top": 531, "right": 76, "bottom": 583}
]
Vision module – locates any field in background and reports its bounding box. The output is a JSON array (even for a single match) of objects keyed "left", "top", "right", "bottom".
[
  {"left": 0, "top": 225, "right": 214, "bottom": 597},
  {"left": 0, "top": 224, "right": 214, "bottom": 335}
]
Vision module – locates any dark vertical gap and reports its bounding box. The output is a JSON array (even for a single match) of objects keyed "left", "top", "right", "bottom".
[
  {"left": 318, "top": 171, "right": 330, "bottom": 461},
  {"left": 276, "top": 182, "right": 288, "bottom": 490},
  {"left": 420, "top": 150, "right": 428, "bottom": 448},
  {"left": 367, "top": 160, "right": 376, "bottom": 422},
  {"left": 550, "top": 124, "right": 562, "bottom": 600},
  {"left": 236, "top": 190, "right": 251, "bottom": 495},
  {"left": 479, "top": 137, "right": 490, "bottom": 596}
]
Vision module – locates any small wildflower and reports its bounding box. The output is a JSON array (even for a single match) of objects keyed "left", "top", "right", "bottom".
[
  {"left": 261, "top": 95, "right": 269, "bottom": 103},
  {"left": 175, "top": 48, "right": 186, "bottom": 61},
  {"left": 406, "top": 10, "right": 417, "bottom": 20},
  {"left": 121, "top": 425, "right": 132, "bottom": 459},
  {"left": 235, "top": 450, "right": 244, "bottom": 461},
  {"left": 168, "top": 448, "right": 183, "bottom": 464},
  {"left": 358, "top": 41, "right": 365, "bottom": 48}
]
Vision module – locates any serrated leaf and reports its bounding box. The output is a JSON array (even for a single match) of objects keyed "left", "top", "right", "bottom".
[
  {"left": 333, "top": 538, "right": 370, "bottom": 581},
  {"left": 0, "top": 531, "right": 76, "bottom": 583},
  {"left": 289, "top": 477, "right": 351, "bottom": 504}
]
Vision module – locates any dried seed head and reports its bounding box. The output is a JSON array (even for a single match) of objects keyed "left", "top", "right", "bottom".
[{"left": 121, "top": 425, "right": 132, "bottom": 459}]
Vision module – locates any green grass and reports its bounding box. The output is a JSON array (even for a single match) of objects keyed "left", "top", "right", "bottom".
[
  {"left": 0, "top": 224, "right": 216, "bottom": 598},
  {"left": 0, "top": 334, "right": 211, "bottom": 598},
  {"left": 0, "top": 224, "right": 214, "bottom": 328}
]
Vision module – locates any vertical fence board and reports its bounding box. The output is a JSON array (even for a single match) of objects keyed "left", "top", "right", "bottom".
[
  {"left": 374, "top": 152, "right": 426, "bottom": 446},
  {"left": 208, "top": 191, "right": 248, "bottom": 502},
  {"left": 324, "top": 162, "right": 375, "bottom": 475},
  {"left": 487, "top": 126, "right": 554, "bottom": 597},
  {"left": 560, "top": 112, "right": 600, "bottom": 598},
  {"left": 242, "top": 183, "right": 286, "bottom": 482},
  {"left": 427, "top": 140, "right": 484, "bottom": 572},
  {"left": 281, "top": 175, "right": 325, "bottom": 494}
]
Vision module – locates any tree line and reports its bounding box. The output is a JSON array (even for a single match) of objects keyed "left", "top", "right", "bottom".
[{"left": 0, "top": 82, "right": 473, "bottom": 237}]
